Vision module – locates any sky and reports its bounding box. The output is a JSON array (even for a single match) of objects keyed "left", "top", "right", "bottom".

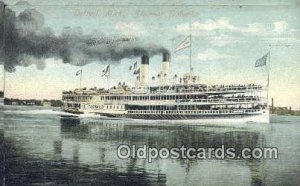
[{"left": 1, "top": 0, "right": 300, "bottom": 109}]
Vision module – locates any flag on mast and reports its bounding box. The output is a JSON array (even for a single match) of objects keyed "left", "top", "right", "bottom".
[
  {"left": 175, "top": 35, "right": 191, "bottom": 52},
  {"left": 133, "top": 61, "right": 137, "bottom": 70},
  {"left": 102, "top": 65, "right": 110, "bottom": 76},
  {"left": 255, "top": 52, "right": 269, "bottom": 67},
  {"left": 76, "top": 69, "right": 82, "bottom": 76},
  {"left": 133, "top": 67, "right": 140, "bottom": 75},
  {"left": 129, "top": 61, "right": 138, "bottom": 71}
]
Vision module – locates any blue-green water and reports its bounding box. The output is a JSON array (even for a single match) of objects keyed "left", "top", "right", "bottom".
[{"left": 1, "top": 106, "right": 300, "bottom": 185}]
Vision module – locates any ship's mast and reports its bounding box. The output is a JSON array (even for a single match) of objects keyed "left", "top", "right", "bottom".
[
  {"left": 189, "top": 34, "right": 193, "bottom": 73},
  {"left": 266, "top": 51, "right": 271, "bottom": 109},
  {"left": 80, "top": 70, "right": 82, "bottom": 89},
  {"left": 107, "top": 66, "right": 110, "bottom": 90},
  {"left": 3, "top": 5, "right": 6, "bottom": 96}
]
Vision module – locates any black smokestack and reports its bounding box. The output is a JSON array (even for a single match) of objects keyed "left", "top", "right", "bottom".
[
  {"left": 162, "top": 52, "right": 170, "bottom": 62},
  {"left": 0, "top": 2, "right": 169, "bottom": 72},
  {"left": 141, "top": 55, "right": 149, "bottom": 65}
]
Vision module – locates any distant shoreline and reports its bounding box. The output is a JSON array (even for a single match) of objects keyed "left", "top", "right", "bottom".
[{"left": 271, "top": 108, "right": 300, "bottom": 116}]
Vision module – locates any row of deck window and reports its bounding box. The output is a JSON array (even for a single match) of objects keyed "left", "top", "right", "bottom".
[
  {"left": 100, "top": 95, "right": 209, "bottom": 101},
  {"left": 63, "top": 96, "right": 92, "bottom": 102},
  {"left": 88, "top": 104, "right": 124, "bottom": 110},
  {"left": 125, "top": 104, "right": 262, "bottom": 111},
  {"left": 64, "top": 94, "right": 259, "bottom": 102},
  {"left": 128, "top": 109, "right": 260, "bottom": 114}
]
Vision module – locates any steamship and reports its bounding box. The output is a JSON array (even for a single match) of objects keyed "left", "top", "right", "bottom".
[{"left": 62, "top": 53, "right": 269, "bottom": 123}]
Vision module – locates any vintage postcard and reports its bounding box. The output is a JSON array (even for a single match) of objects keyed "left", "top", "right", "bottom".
[{"left": 1, "top": 0, "right": 299, "bottom": 185}]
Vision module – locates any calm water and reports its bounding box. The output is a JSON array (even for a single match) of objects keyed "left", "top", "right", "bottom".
[{"left": 1, "top": 106, "right": 300, "bottom": 185}]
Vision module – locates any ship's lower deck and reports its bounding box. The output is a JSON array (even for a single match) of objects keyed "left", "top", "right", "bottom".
[{"left": 62, "top": 107, "right": 269, "bottom": 123}]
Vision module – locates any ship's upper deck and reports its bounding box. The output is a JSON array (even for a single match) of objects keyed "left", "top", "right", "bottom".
[
  {"left": 62, "top": 72, "right": 263, "bottom": 97},
  {"left": 62, "top": 83, "right": 263, "bottom": 97}
]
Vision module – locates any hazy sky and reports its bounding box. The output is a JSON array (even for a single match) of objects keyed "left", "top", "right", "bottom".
[{"left": 1, "top": 0, "right": 300, "bottom": 109}]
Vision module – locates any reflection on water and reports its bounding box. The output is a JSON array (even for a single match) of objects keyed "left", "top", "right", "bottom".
[
  {"left": 2, "top": 108, "right": 300, "bottom": 185},
  {"left": 60, "top": 117, "right": 268, "bottom": 185}
]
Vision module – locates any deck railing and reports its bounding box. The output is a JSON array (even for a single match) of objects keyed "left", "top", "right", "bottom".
[
  {"left": 127, "top": 109, "right": 262, "bottom": 115},
  {"left": 101, "top": 97, "right": 262, "bottom": 105},
  {"left": 63, "top": 85, "right": 264, "bottom": 96}
]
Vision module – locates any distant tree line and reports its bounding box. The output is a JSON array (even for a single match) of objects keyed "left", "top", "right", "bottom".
[
  {"left": 4, "top": 98, "right": 62, "bottom": 107},
  {"left": 43, "top": 99, "right": 63, "bottom": 107},
  {"left": 271, "top": 106, "right": 300, "bottom": 116},
  {"left": 4, "top": 98, "right": 42, "bottom": 106}
]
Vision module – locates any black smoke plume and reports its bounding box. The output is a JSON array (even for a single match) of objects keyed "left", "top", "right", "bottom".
[{"left": 0, "top": 2, "right": 169, "bottom": 72}]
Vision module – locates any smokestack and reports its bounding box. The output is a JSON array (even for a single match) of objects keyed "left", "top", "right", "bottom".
[
  {"left": 141, "top": 55, "right": 149, "bottom": 65},
  {"left": 160, "top": 52, "right": 170, "bottom": 85},
  {"left": 163, "top": 52, "right": 170, "bottom": 62},
  {"left": 139, "top": 55, "right": 149, "bottom": 86}
]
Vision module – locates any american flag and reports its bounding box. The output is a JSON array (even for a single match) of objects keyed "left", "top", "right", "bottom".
[{"left": 255, "top": 52, "right": 269, "bottom": 67}]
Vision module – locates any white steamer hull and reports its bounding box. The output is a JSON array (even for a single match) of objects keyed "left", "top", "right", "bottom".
[{"left": 71, "top": 109, "right": 270, "bottom": 124}]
